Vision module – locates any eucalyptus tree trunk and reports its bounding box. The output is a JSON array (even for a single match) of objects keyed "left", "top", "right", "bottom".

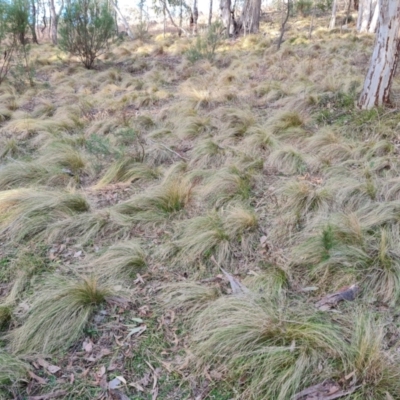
[
  {"left": 220, "top": 0, "right": 231, "bottom": 36},
  {"left": 49, "top": 0, "right": 58, "bottom": 44},
  {"left": 357, "top": 0, "right": 373, "bottom": 32},
  {"left": 110, "top": 0, "right": 134, "bottom": 39},
  {"left": 238, "top": 0, "right": 262, "bottom": 34},
  {"left": 368, "top": 0, "right": 379, "bottom": 33},
  {"left": 208, "top": 0, "right": 213, "bottom": 26},
  {"left": 190, "top": 0, "right": 198, "bottom": 34},
  {"left": 329, "top": 0, "right": 337, "bottom": 29},
  {"left": 30, "top": 0, "right": 39, "bottom": 43},
  {"left": 358, "top": 0, "right": 400, "bottom": 109}
]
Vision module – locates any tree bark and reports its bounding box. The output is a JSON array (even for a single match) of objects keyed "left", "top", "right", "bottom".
[
  {"left": 277, "top": 0, "right": 290, "bottom": 50},
  {"left": 357, "top": 0, "right": 373, "bottom": 32},
  {"left": 329, "top": 0, "right": 337, "bottom": 29},
  {"left": 238, "top": 0, "right": 262, "bottom": 34},
  {"left": 219, "top": 0, "right": 231, "bottom": 36},
  {"left": 30, "top": 0, "right": 39, "bottom": 44},
  {"left": 190, "top": 0, "right": 198, "bottom": 34},
  {"left": 49, "top": 0, "right": 58, "bottom": 44},
  {"left": 110, "top": 0, "right": 134, "bottom": 39},
  {"left": 368, "top": 0, "right": 379, "bottom": 33},
  {"left": 208, "top": 0, "right": 213, "bottom": 26},
  {"left": 358, "top": 0, "right": 400, "bottom": 109}
]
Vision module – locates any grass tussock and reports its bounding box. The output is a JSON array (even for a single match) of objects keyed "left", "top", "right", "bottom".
[
  {"left": 0, "top": 189, "right": 90, "bottom": 242},
  {"left": 112, "top": 178, "right": 193, "bottom": 224},
  {"left": 8, "top": 275, "right": 115, "bottom": 354},
  {"left": 0, "top": 350, "right": 29, "bottom": 386},
  {"left": 191, "top": 294, "right": 347, "bottom": 400},
  {"left": 88, "top": 240, "right": 146, "bottom": 279},
  {"left": 95, "top": 158, "right": 160, "bottom": 188},
  {"left": 172, "top": 205, "right": 258, "bottom": 264}
]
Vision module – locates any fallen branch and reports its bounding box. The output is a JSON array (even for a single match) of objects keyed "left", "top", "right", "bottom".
[{"left": 148, "top": 139, "right": 189, "bottom": 161}]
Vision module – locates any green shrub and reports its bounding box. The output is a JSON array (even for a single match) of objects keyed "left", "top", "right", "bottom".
[
  {"left": 186, "top": 22, "right": 223, "bottom": 63},
  {"left": 59, "top": 0, "right": 116, "bottom": 69}
]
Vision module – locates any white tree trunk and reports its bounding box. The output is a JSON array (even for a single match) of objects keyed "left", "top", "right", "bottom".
[
  {"left": 239, "top": 0, "right": 262, "bottom": 34},
  {"left": 111, "top": 0, "right": 135, "bottom": 39},
  {"left": 358, "top": 0, "right": 400, "bottom": 109},
  {"left": 368, "top": 0, "right": 379, "bottom": 33},
  {"left": 358, "top": 0, "right": 372, "bottom": 32},
  {"left": 49, "top": 0, "right": 58, "bottom": 45},
  {"left": 329, "top": 0, "right": 337, "bottom": 29},
  {"left": 220, "top": 0, "right": 231, "bottom": 36}
]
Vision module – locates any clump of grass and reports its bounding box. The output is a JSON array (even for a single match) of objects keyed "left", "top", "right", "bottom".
[
  {"left": 191, "top": 294, "right": 347, "bottom": 399},
  {"left": 0, "top": 350, "right": 29, "bottom": 386},
  {"left": 88, "top": 240, "right": 146, "bottom": 279},
  {"left": 47, "top": 209, "right": 112, "bottom": 245},
  {"left": 220, "top": 108, "right": 256, "bottom": 139},
  {"left": 0, "top": 305, "right": 12, "bottom": 329},
  {"left": 280, "top": 179, "right": 332, "bottom": 220},
  {"left": 163, "top": 282, "right": 222, "bottom": 318},
  {"left": 95, "top": 158, "right": 160, "bottom": 188},
  {"left": 8, "top": 275, "right": 114, "bottom": 354},
  {"left": 189, "top": 139, "right": 226, "bottom": 168},
  {"left": 272, "top": 111, "right": 305, "bottom": 133},
  {"left": 39, "top": 143, "right": 89, "bottom": 175},
  {"left": 201, "top": 167, "right": 252, "bottom": 208},
  {"left": 345, "top": 311, "right": 400, "bottom": 399},
  {"left": 0, "top": 138, "right": 20, "bottom": 159},
  {"left": 172, "top": 205, "right": 258, "bottom": 264},
  {"left": 0, "top": 189, "right": 90, "bottom": 242},
  {"left": 269, "top": 145, "right": 310, "bottom": 175},
  {"left": 112, "top": 178, "right": 193, "bottom": 224},
  {"left": 365, "top": 227, "right": 400, "bottom": 305}
]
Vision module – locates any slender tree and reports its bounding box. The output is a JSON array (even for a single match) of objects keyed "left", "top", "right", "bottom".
[
  {"left": 190, "top": 0, "right": 198, "bottom": 34},
  {"left": 208, "top": 0, "right": 212, "bottom": 26},
  {"left": 49, "top": 0, "right": 59, "bottom": 44},
  {"left": 219, "top": 0, "right": 231, "bottom": 36},
  {"left": 358, "top": 0, "right": 400, "bottom": 109},
  {"left": 110, "top": 0, "right": 134, "bottom": 38},
  {"left": 329, "top": 0, "right": 337, "bottom": 29}
]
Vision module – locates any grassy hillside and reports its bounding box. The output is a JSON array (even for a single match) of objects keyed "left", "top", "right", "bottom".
[{"left": 1, "top": 16, "right": 400, "bottom": 400}]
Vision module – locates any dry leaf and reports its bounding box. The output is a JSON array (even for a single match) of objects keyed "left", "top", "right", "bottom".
[
  {"left": 47, "top": 365, "right": 61, "bottom": 374},
  {"left": 82, "top": 338, "right": 93, "bottom": 353},
  {"left": 109, "top": 377, "right": 123, "bottom": 390},
  {"left": 37, "top": 358, "right": 50, "bottom": 369}
]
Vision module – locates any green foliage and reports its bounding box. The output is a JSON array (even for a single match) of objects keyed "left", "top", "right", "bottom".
[
  {"left": 4, "top": 0, "right": 30, "bottom": 45},
  {"left": 59, "top": 0, "right": 116, "bottom": 69},
  {"left": 0, "top": 0, "right": 32, "bottom": 86},
  {"left": 296, "top": 0, "right": 312, "bottom": 16},
  {"left": 186, "top": 22, "right": 223, "bottom": 64}
]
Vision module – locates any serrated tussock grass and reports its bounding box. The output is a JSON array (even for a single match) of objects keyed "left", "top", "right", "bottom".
[
  {"left": 0, "top": 189, "right": 90, "bottom": 242},
  {"left": 8, "top": 275, "right": 116, "bottom": 354}
]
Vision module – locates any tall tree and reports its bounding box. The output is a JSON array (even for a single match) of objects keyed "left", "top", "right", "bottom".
[
  {"left": 368, "top": 0, "right": 379, "bottom": 33},
  {"left": 219, "top": 0, "right": 231, "bottom": 36},
  {"left": 329, "top": 0, "right": 337, "bottom": 29},
  {"left": 49, "top": 0, "right": 64, "bottom": 45},
  {"left": 208, "top": 0, "right": 212, "bottom": 26},
  {"left": 190, "top": 0, "right": 198, "bottom": 34},
  {"left": 237, "top": 0, "right": 261, "bottom": 34},
  {"left": 358, "top": 0, "right": 400, "bottom": 109},
  {"left": 110, "top": 0, "right": 134, "bottom": 39},
  {"left": 30, "top": 0, "right": 39, "bottom": 43},
  {"left": 357, "top": 0, "right": 375, "bottom": 32}
]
